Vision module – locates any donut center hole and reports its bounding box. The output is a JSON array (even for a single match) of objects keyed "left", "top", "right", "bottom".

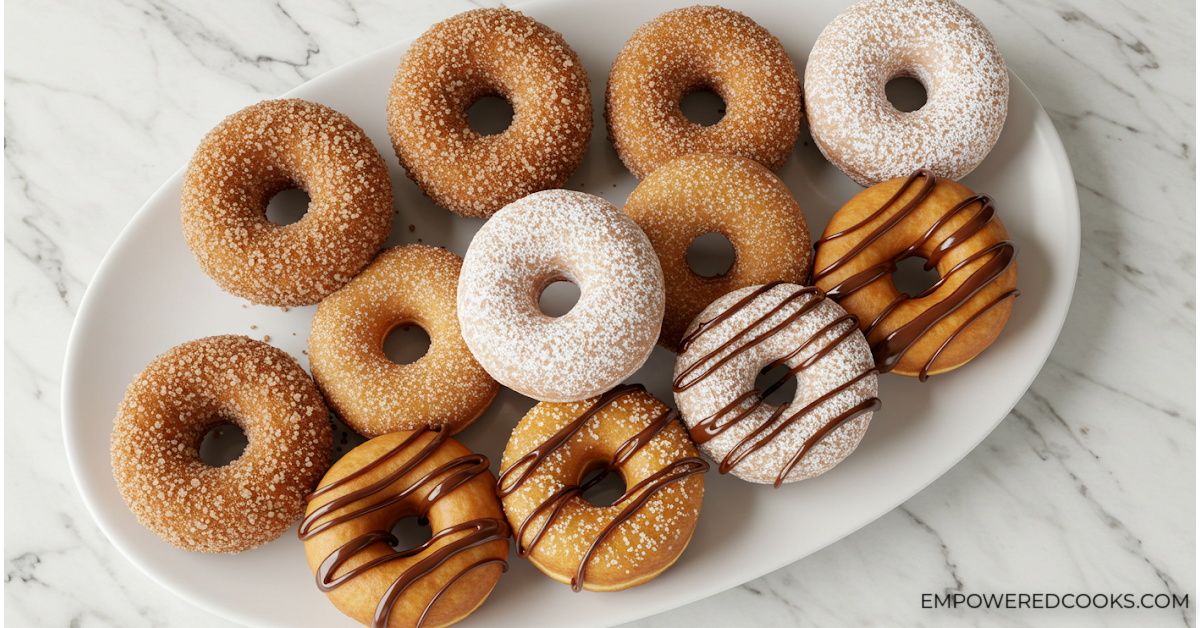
[
  {"left": 383, "top": 324, "right": 431, "bottom": 365},
  {"left": 892, "top": 256, "right": 940, "bottom": 296},
  {"left": 885, "top": 77, "right": 928, "bottom": 113},
  {"left": 538, "top": 279, "right": 581, "bottom": 318},
  {"left": 468, "top": 95, "right": 515, "bottom": 136},
  {"left": 755, "top": 364, "right": 798, "bottom": 408},
  {"left": 389, "top": 516, "right": 433, "bottom": 550},
  {"left": 199, "top": 423, "right": 248, "bottom": 467},
  {"left": 680, "top": 89, "right": 726, "bottom": 126},
  {"left": 265, "top": 187, "right": 310, "bottom": 226},
  {"left": 579, "top": 466, "right": 627, "bottom": 508},
  {"left": 687, "top": 233, "right": 736, "bottom": 278}
]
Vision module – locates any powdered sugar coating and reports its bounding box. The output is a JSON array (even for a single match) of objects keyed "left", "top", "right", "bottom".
[
  {"left": 388, "top": 7, "right": 592, "bottom": 218},
  {"left": 308, "top": 245, "right": 499, "bottom": 438},
  {"left": 605, "top": 5, "right": 803, "bottom": 179},
  {"left": 804, "top": 0, "right": 1008, "bottom": 187},
  {"left": 499, "top": 389, "right": 704, "bottom": 591},
  {"left": 181, "top": 99, "right": 393, "bottom": 306},
  {"left": 622, "top": 154, "right": 812, "bottom": 352},
  {"left": 458, "top": 190, "right": 665, "bottom": 402},
  {"left": 110, "top": 335, "right": 332, "bottom": 553},
  {"left": 674, "top": 284, "right": 877, "bottom": 484}
]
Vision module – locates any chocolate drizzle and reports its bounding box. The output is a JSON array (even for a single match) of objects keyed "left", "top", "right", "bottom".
[
  {"left": 814, "top": 169, "right": 1019, "bottom": 380},
  {"left": 300, "top": 426, "right": 510, "bottom": 628},
  {"left": 496, "top": 384, "right": 709, "bottom": 591},
  {"left": 674, "top": 284, "right": 879, "bottom": 487}
]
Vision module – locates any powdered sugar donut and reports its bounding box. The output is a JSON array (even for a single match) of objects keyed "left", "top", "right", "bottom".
[
  {"left": 804, "top": 0, "right": 1008, "bottom": 187},
  {"left": 673, "top": 283, "right": 879, "bottom": 486},
  {"left": 457, "top": 190, "right": 665, "bottom": 402}
]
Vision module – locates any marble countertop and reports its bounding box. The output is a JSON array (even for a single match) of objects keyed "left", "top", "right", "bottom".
[{"left": 5, "top": 0, "right": 1194, "bottom": 627}]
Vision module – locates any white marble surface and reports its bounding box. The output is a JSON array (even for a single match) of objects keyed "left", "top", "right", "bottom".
[{"left": 4, "top": 0, "right": 1194, "bottom": 627}]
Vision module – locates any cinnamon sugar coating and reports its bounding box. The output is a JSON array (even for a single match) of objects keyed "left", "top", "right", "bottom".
[
  {"left": 622, "top": 154, "right": 811, "bottom": 352},
  {"left": 308, "top": 245, "right": 499, "bottom": 438},
  {"left": 110, "top": 335, "right": 332, "bottom": 553},
  {"left": 499, "top": 389, "right": 704, "bottom": 591},
  {"left": 804, "top": 0, "right": 1009, "bottom": 186},
  {"left": 674, "top": 285, "right": 878, "bottom": 484},
  {"left": 181, "top": 99, "right": 394, "bottom": 306},
  {"left": 457, "top": 190, "right": 665, "bottom": 403},
  {"left": 605, "top": 6, "right": 802, "bottom": 179},
  {"left": 388, "top": 8, "right": 593, "bottom": 218}
]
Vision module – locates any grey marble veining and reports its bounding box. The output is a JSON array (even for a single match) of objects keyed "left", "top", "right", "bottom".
[{"left": 4, "top": 0, "right": 1194, "bottom": 627}]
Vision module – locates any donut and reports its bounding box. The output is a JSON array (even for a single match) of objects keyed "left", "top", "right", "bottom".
[
  {"left": 387, "top": 8, "right": 592, "bottom": 218},
  {"left": 309, "top": 245, "right": 499, "bottom": 438},
  {"left": 605, "top": 6, "right": 802, "bottom": 179},
  {"left": 110, "top": 335, "right": 331, "bottom": 553},
  {"left": 673, "top": 284, "right": 879, "bottom": 486},
  {"left": 497, "top": 384, "right": 706, "bottom": 591},
  {"left": 811, "top": 170, "right": 1019, "bottom": 379},
  {"left": 181, "top": 99, "right": 394, "bottom": 306},
  {"left": 457, "top": 190, "right": 665, "bottom": 403},
  {"left": 622, "top": 154, "right": 812, "bottom": 352},
  {"left": 804, "top": 0, "right": 1009, "bottom": 187},
  {"left": 300, "top": 428, "right": 510, "bottom": 628}
]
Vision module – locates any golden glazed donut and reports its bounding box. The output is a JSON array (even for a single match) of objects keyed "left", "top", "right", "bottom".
[
  {"left": 812, "top": 170, "right": 1019, "bottom": 379},
  {"left": 388, "top": 8, "right": 592, "bottom": 218},
  {"left": 605, "top": 6, "right": 802, "bottom": 179},
  {"left": 457, "top": 190, "right": 665, "bottom": 403},
  {"left": 804, "top": 0, "right": 1009, "bottom": 186},
  {"left": 110, "top": 335, "right": 331, "bottom": 553},
  {"left": 308, "top": 245, "right": 499, "bottom": 438},
  {"left": 300, "top": 428, "right": 510, "bottom": 628},
  {"left": 622, "top": 154, "right": 812, "bottom": 352},
  {"left": 497, "top": 385, "right": 706, "bottom": 591},
  {"left": 673, "top": 284, "right": 879, "bottom": 486},
  {"left": 181, "top": 99, "right": 393, "bottom": 306}
]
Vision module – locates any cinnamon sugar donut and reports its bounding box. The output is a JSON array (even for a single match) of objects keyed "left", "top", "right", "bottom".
[
  {"left": 457, "top": 190, "right": 665, "bottom": 403},
  {"left": 388, "top": 8, "right": 592, "bottom": 218},
  {"left": 804, "top": 0, "right": 1009, "bottom": 187},
  {"left": 673, "top": 284, "right": 879, "bottom": 486},
  {"left": 622, "top": 154, "right": 812, "bottom": 352},
  {"left": 605, "top": 6, "right": 802, "bottom": 179},
  {"left": 811, "top": 170, "right": 1019, "bottom": 379},
  {"left": 498, "top": 385, "right": 706, "bottom": 591},
  {"left": 111, "top": 335, "right": 331, "bottom": 553},
  {"left": 309, "top": 245, "right": 499, "bottom": 438},
  {"left": 300, "top": 428, "right": 510, "bottom": 628},
  {"left": 182, "top": 99, "right": 393, "bottom": 306}
]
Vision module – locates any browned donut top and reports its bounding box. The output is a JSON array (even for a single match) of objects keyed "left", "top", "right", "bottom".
[
  {"left": 110, "top": 335, "right": 331, "bottom": 553},
  {"left": 622, "top": 154, "right": 811, "bottom": 352},
  {"left": 605, "top": 5, "right": 803, "bottom": 178},
  {"left": 813, "top": 171, "right": 1019, "bottom": 378},
  {"left": 182, "top": 99, "right": 393, "bottom": 307},
  {"left": 388, "top": 7, "right": 592, "bottom": 218}
]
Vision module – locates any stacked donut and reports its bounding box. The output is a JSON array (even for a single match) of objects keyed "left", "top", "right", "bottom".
[{"left": 109, "top": 2, "right": 1022, "bottom": 626}]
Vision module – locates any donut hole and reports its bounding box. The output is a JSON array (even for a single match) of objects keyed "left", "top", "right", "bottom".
[
  {"left": 579, "top": 464, "right": 628, "bottom": 508},
  {"left": 265, "top": 187, "right": 311, "bottom": 226},
  {"left": 383, "top": 324, "right": 432, "bottom": 365},
  {"left": 467, "top": 95, "right": 515, "bottom": 136},
  {"left": 755, "top": 363, "right": 799, "bottom": 408},
  {"left": 891, "top": 256, "right": 940, "bottom": 296},
  {"left": 687, "top": 233, "right": 736, "bottom": 278},
  {"left": 389, "top": 515, "right": 433, "bottom": 550},
  {"left": 538, "top": 279, "right": 581, "bottom": 318},
  {"left": 885, "top": 77, "right": 928, "bottom": 113},
  {"left": 680, "top": 89, "right": 726, "bottom": 126},
  {"left": 199, "top": 423, "right": 248, "bottom": 467}
]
